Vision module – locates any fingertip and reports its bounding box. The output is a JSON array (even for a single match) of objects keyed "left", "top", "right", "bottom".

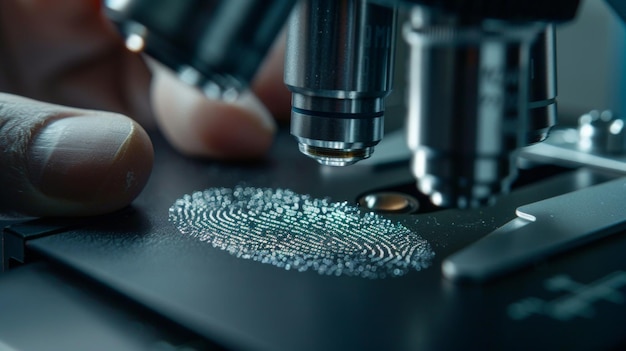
[
  {"left": 151, "top": 67, "right": 276, "bottom": 159},
  {"left": 191, "top": 101, "right": 275, "bottom": 159},
  {"left": 103, "top": 116, "right": 154, "bottom": 211},
  {"left": 18, "top": 111, "right": 153, "bottom": 217}
]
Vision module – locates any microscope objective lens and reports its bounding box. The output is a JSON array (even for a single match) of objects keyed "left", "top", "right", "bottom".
[
  {"left": 285, "top": 0, "right": 395, "bottom": 167},
  {"left": 169, "top": 186, "right": 435, "bottom": 279}
]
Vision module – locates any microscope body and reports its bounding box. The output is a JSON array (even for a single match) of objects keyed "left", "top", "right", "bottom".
[{"left": 105, "top": 0, "right": 613, "bottom": 209}]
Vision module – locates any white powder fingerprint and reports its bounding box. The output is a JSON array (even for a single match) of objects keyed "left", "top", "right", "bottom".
[{"left": 169, "top": 186, "right": 435, "bottom": 279}]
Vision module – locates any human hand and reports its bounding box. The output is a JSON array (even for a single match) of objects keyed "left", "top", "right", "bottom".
[{"left": 0, "top": 0, "right": 291, "bottom": 217}]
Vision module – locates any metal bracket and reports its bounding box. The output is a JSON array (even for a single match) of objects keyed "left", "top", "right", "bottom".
[
  {"left": 443, "top": 177, "right": 626, "bottom": 282},
  {"left": 1, "top": 208, "right": 135, "bottom": 272},
  {"left": 1, "top": 218, "right": 82, "bottom": 272}
]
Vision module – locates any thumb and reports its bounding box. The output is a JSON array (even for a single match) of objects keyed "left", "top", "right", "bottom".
[{"left": 0, "top": 93, "right": 153, "bottom": 217}]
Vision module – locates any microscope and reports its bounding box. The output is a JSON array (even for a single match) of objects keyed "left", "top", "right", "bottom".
[
  {"left": 104, "top": 0, "right": 624, "bottom": 208},
  {"left": 4, "top": 3, "right": 626, "bottom": 349}
]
